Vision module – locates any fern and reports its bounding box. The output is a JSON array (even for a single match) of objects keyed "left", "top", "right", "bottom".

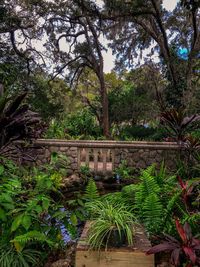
[
  {"left": 165, "top": 191, "right": 181, "bottom": 220},
  {"left": 11, "top": 231, "right": 53, "bottom": 247},
  {"left": 155, "top": 161, "right": 166, "bottom": 186},
  {"left": 135, "top": 166, "right": 160, "bottom": 214},
  {"left": 133, "top": 163, "right": 182, "bottom": 235},
  {"left": 142, "top": 193, "right": 163, "bottom": 233},
  {"left": 84, "top": 178, "right": 99, "bottom": 202},
  {"left": 140, "top": 165, "right": 160, "bottom": 196}
]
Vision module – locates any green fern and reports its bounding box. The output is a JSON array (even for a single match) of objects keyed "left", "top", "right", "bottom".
[
  {"left": 84, "top": 178, "right": 99, "bottom": 202},
  {"left": 142, "top": 193, "right": 163, "bottom": 233},
  {"left": 11, "top": 231, "right": 53, "bottom": 247},
  {"left": 140, "top": 165, "right": 160, "bottom": 195},
  {"left": 155, "top": 161, "right": 166, "bottom": 186},
  {"left": 133, "top": 164, "right": 180, "bottom": 235},
  {"left": 164, "top": 191, "right": 181, "bottom": 220}
]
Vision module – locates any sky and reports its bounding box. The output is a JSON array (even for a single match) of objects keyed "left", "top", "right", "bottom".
[
  {"left": 18, "top": 0, "right": 180, "bottom": 74},
  {"left": 103, "top": 0, "right": 179, "bottom": 73}
]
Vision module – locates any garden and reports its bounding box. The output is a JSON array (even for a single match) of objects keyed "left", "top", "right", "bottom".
[{"left": 1, "top": 0, "right": 200, "bottom": 266}]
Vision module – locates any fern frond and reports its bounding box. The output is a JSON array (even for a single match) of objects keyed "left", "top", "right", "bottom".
[
  {"left": 140, "top": 165, "right": 160, "bottom": 196},
  {"left": 142, "top": 193, "right": 163, "bottom": 233},
  {"left": 84, "top": 178, "right": 99, "bottom": 201},
  {"left": 11, "top": 231, "right": 53, "bottom": 247}
]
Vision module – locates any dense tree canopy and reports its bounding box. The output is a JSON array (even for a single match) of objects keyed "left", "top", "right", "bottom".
[
  {"left": 102, "top": 0, "right": 200, "bottom": 109},
  {"left": 0, "top": 0, "right": 200, "bottom": 137}
]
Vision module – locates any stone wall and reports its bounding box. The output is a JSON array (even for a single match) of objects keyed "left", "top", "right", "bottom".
[
  {"left": 114, "top": 144, "right": 180, "bottom": 172},
  {"left": 21, "top": 139, "right": 182, "bottom": 175}
]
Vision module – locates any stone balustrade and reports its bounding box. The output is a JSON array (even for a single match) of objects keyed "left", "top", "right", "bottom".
[{"left": 20, "top": 139, "right": 182, "bottom": 175}]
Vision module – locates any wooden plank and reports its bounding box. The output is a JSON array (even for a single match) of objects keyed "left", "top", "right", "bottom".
[
  {"left": 76, "top": 221, "right": 154, "bottom": 267},
  {"left": 76, "top": 250, "right": 154, "bottom": 267}
]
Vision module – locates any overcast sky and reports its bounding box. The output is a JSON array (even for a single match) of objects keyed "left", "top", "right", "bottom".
[{"left": 103, "top": 0, "right": 179, "bottom": 73}]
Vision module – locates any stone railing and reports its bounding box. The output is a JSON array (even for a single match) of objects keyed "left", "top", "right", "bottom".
[{"left": 21, "top": 139, "right": 182, "bottom": 175}]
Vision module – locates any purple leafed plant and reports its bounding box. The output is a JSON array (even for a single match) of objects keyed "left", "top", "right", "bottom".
[{"left": 146, "top": 219, "right": 200, "bottom": 266}]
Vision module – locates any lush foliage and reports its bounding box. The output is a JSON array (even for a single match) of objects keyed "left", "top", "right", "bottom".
[
  {"left": 147, "top": 220, "right": 200, "bottom": 267},
  {"left": 86, "top": 200, "right": 136, "bottom": 251},
  {"left": 0, "top": 90, "right": 43, "bottom": 158},
  {"left": 0, "top": 156, "right": 76, "bottom": 266},
  {"left": 114, "top": 160, "right": 134, "bottom": 180},
  {"left": 160, "top": 109, "right": 200, "bottom": 141},
  {"left": 45, "top": 108, "right": 102, "bottom": 140}
]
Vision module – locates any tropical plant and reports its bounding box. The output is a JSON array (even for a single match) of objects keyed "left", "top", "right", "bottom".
[
  {"left": 83, "top": 178, "right": 99, "bottom": 202},
  {"left": 132, "top": 163, "right": 179, "bottom": 235},
  {"left": 0, "top": 90, "right": 43, "bottom": 159},
  {"left": 64, "top": 108, "right": 101, "bottom": 138},
  {"left": 0, "top": 158, "right": 75, "bottom": 266},
  {"left": 176, "top": 176, "right": 200, "bottom": 230},
  {"left": 65, "top": 178, "right": 99, "bottom": 231},
  {"left": 86, "top": 200, "right": 136, "bottom": 251},
  {"left": 146, "top": 219, "right": 200, "bottom": 267},
  {"left": 160, "top": 108, "right": 200, "bottom": 141}
]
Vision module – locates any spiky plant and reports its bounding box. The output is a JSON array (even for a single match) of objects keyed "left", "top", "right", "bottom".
[
  {"left": 86, "top": 201, "right": 136, "bottom": 251},
  {"left": 0, "top": 90, "right": 43, "bottom": 159},
  {"left": 160, "top": 108, "right": 200, "bottom": 141},
  {"left": 0, "top": 243, "right": 41, "bottom": 267}
]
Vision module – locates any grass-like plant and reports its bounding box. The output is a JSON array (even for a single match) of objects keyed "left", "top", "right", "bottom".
[
  {"left": 86, "top": 200, "right": 136, "bottom": 251},
  {"left": 0, "top": 243, "right": 41, "bottom": 267}
]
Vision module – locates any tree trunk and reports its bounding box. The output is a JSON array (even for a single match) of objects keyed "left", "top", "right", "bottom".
[{"left": 99, "top": 72, "right": 110, "bottom": 138}]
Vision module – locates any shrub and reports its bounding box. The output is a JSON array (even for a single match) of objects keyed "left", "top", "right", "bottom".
[{"left": 118, "top": 125, "right": 165, "bottom": 141}]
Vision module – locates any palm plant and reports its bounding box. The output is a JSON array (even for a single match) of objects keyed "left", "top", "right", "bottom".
[
  {"left": 0, "top": 90, "right": 43, "bottom": 159},
  {"left": 86, "top": 200, "right": 136, "bottom": 251}
]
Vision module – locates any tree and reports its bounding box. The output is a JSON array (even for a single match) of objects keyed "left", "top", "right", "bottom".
[
  {"left": 44, "top": 0, "right": 110, "bottom": 137},
  {"left": 0, "top": 0, "right": 46, "bottom": 75},
  {"left": 102, "top": 0, "right": 200, "bottom": 109},
  {"left": 29, "top": 75, "right": 77, "bottom": 121},
  {"left": 108, "top": 66, "right": 161, "bottom": 126}
]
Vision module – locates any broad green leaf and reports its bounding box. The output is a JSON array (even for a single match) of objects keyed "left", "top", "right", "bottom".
[
  {"left": 35, "top": 205, "right": 43, "bottom": 214},
  {"left": 11, "top": 214, "right": 24, "bottom": 232},
  {"left": 42, "top": 198, "right": 50, "bottom": 210},
  {"left": 77, "top": 199, "right": 84, "bottom": 206},
  {"left": 0, "top": 208, "right": 6, "bottom": 221},
  {"left": 22, "top": 215, "right": 31, "bottom": 230},
  {"left": 70, "top": 213, "right": 78, "bottom": 226},
  {"left": 13, "top": 241, "right": 24, "bottom": 252}
]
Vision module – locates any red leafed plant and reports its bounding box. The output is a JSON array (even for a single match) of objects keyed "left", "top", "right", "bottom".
[
  {"left": 146, "top": 219, "right": 200, "bottom": 266},
  {"left": 177, "top": 176, "right": 193, "bottom": 206}
]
